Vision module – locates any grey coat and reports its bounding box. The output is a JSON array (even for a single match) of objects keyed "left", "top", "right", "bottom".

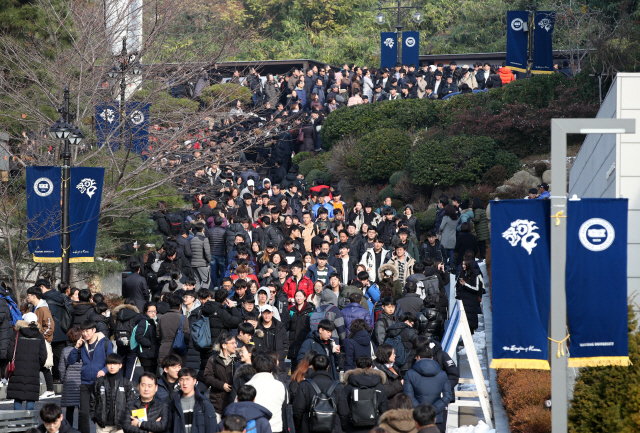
[
  {"left": 157, "top": 309, "right": 191, "bottom": 364},
  {"left": 59, "top": 345, "right": 82, "bottom": 407},
  {"left": 190, "top": 234, "right": 211, "bottom": 268},
  {"left": 438, "top": 216, "right": 458, "bottom": 249}
]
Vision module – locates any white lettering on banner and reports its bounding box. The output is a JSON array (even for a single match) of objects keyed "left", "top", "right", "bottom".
[
  {"left": 34, "top": 177, "right": 54, "bottom": 197},
  {"left": 502, "top": 219, "right": 540, "bottom": 255},
  {"left": 502, "top": 345, "right": 542, "bottom": 354},
  {"left": 384, "top": 38, "right": 395, "bottom": 49},
  {"left": 538, "top": 18, "right": 553, "bottom": 32},
  {"left": 76, "top": 178, "right": 98, "bottom": 198},
  {"left": 405, "top": 37, "right": 416, "bottom": 47},
  {"left": 99, "top": 108, "right": 115, "bottom": 123},
  {"left": 579, "top": 218, "right": 615, "bottom": 252},
  {"left": 511, "top": 18, "right": 524, "bottom": 31},
  {"left": 579, "top": 342, "right": 615, "bottom": 347}
]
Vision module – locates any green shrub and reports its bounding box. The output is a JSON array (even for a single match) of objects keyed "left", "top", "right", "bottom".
[
  {"left": 389, "top": 171, "right": 407, "bottom": 187},
  {"left": 353, "top": 129, "right": 411, "bottom": 184},
  {"left": 416, "top": 206, "right": 438, "bottom": 232},
  {"left": 131, "top": 88, "right": 199, "bottom": 123},
  {"left": 501, "top": 73, "right": 569, "bottom": 109},
  {"left": 409, "top": 135, "right": 501, "bottom": 188},
  {"left": 200, "top": 83, "right": 252, "bottom": 106},
  {"left": 390, "top": 199, "right": 405, "bottom": 210},
  {"left": 292, "top": 152, "right": 312, "bottom": 165},
  {"left": 494, "top": 150, "right": 521, "bottom": 176},
  {"left": 378, "top": 185, "right": 399, "bottom": 201},
  {"left": 306, "top": 169, "right": 331, "bottom": 185},
  {"left": 298, "top": 158, "right": 317, "bottom": 176},
  {"left": 298, "top": 152, "right": 331, "bottom": 176},
  {"left": 482, "top": 165, "right": 508, "bottom": 188}
]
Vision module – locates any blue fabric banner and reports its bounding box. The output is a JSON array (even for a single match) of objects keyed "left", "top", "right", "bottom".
[
  {"left": 490, "top": 200, "right": 551, "bottom": 370},
  {"left": 532, "top": 11, "right": 556, "bottom": 74},
  {"left": 380, "top": 32, "right": 398, "bottom": 69},
  {"left": 126, "top": 102, "right": 150, "bottom": 157},
  {"left": 69, "top": 167, "right": 105, "bottom": 262},
  {"left": 27, "top": 166, "right": 62, "bottom": 262},
  {"left": 95, "top": 102, "right": 120, "bottom": 148},
  {"left": 402, "top": 31, "right": 420, "bottom": 67},
  {"left": 566, "top": 199, "right": 630, "bottom": 367},
  {"left": 506, "top": 11, "right": 529, "bottom": 73}
]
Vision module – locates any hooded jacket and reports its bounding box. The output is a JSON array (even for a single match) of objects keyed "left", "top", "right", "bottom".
[
  {"left": 420, "top": 239, "right": 446, "bottom": 263},
  {"left": 37, "top": 419, "right": 79, "bottom": 433},
  {"left": 403, "top": 205, "right": 421, "bottom": 241},
  {"left": 122, "top": 272, "right": 150, "bottom": 313},
  {"left": 388, "top": 254, "right": 415, "bottom": 287},
  {"left": 297, "top": 330, "right": 339, "bottom": 380},
  {"left": 33, "top": 298, "right": 54, "bottom": 342},
  {"left": 73, "top": 302, "right": 95, "bottom": 326},
  {"left": 190, "top": 233, "right": 211, "bottom": 268},
  {"left": 0, "top": 293, "right": 15, "bottom": 361},
  {"left": 378, "top": 409, "right": 418, "bottom": 433},
  {"left": 167, "top": 390, "right": 217, "bottom": 433},
  {"left": 343, "top": 368, "right": 389, "bottom": 430},
  {"left": 305, "top": 263, "right": 336, "bottom": 285},
  {"left": 385, "top": 322, "right": 419, "bottom": 372},
  {"left": 373, "top": 311, "right": 396, "bottom": 347},
  {"left": 344, "top": 330, "right": 373, "bottom": 371},
  {"left": 254, "top": 287, "right": 282, "bottom": 322},
  {"left": 341, "top": 302, "right": 373, "bottom": 333},
  {"left": 91, "top": 373, "right": 136, "bottom": 429},
  {"left": 283, "top": 275, "right": 313, "bottom": 302},
  {"left": 134, "top": 314, "right": 159, "bottom": 360},
  {"left": 472, "top": 208, "right": 490, "bottom": 242},
  {"left": 373, "top": 361, "right": 404, "bottom": 401},
  {"left": 498, "top": 66, "right": 515, "bottom": 84},
  {"left": 217, "top": 401, "right": 273, "bottom": 433},
  {"left": 6, "top": 320, "right": 47, "bottom": 402},
  {"left": 288, "top": 301, "right": 315, "bottom": 358},
  {"left": 257, "top": 316, "right": 288, "bottom": 366},
  {"left": 403, "top": 358, "right": 452, "bottom": 423},
  {"left": 377, "top": 263, "right": 403, "bottom": 300},
  {"left": 67, "top": 331, "right": 113, "bottom": 385},
  {"left": 114, "top": 303, "right": 142, "bottom": 347},
  {"left": 361, "top": 247, "right": 389, "bottom": 282},
  {"left": 156, "top": 373, "right": 181, "bottom": 403}
]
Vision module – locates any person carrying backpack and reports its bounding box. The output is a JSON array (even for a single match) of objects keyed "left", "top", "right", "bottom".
[
  {"left": 217, "top": 384, "right": 272, "bottom": 433},
  {"left": 343, "top": 356, "right": 389, "bottom": 432},
  {"left": 0, "top": 287, "right": 16, "bottom": 384},
  {"left": 308, "top": 290, "right": 347, "bottom": 348},
  {"left": 384, "top": 313, "right": 419, "bottom": 375},
  {"left": 131, "top": 302, "right": 159, "bottom": 374},
  {"left": 113, "top": 302, "right": 143, "bottom": 380},
  {"left": 292, "top": 354, "right": 348, "bottom": 433},
  {"left": 157, "top": 295, "right": 191, "bottom": 365},
  {"left": 373, "top": 296, "right": 396, "bottom": 347}
]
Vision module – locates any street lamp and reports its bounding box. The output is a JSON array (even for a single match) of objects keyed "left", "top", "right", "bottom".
[
  {"left": 412, "top": 10, "right": 423, "bottom": 24},
  {"left": 68, "top": 128, "right": 85, "bottom": 146},
  {"left": 373, "top": 0, "right": 422, "bottom": 63},
  {"left": 375, "top": 11, "right": 386, "bottom": 25},
  {"left": 108, "top": 37, "right": 141, "bottom": 151},
  {"left": 50, "top": 118, "right": 73, "bottom": 139}
]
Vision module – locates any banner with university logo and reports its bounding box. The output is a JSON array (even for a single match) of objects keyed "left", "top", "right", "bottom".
[
  {"left": 69, "top": 167, "right": 105, "bottom": 262},
  {"left": 532, "top": 11, "right": 556, "bottom": 74},
  {"left": 95, "top": 101, "right": 120, "bottom": 148},
  {"left": 506, "top": 11, "right": 529, "bottom": 73},
  {"left": 27, "top": 166, "right": 62, "bottom": 262},
  {"left": 380, "top": 32, "right": 398, "bottom": 69},
  {"left": 126, "top": 102, "right": 150, "bottom": 157},
  {"left": 490, "top": 200, "right": 551, "bottom": 370},
  {"left": 401, "top": 31, "right": 419, "bottom": 67},
  {"left": 566, "top": 199, "right": 630, "bottom": 367}
]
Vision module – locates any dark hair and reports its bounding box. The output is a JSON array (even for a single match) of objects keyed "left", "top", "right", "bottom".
[
  {"left": 349, "top": 318, "right": 371, "bottom": 338},
  {"left": 218, "top": 331, "right": 235, "bottom": 346},
  {"left": 416, "top": 344, "right": 434, "bottom": 359},
  {"left": 357, "top": 271, "right": 369, "bottom": 281},
  {"left": 94, "top": 302, "right": 109, "bottom": 315},
  {"left": 40, "top": 403, "right": 63, "bottom": 423},
  {"left": 78, "top": 289, "right": 92, "bottom": 303},
  {"left": 439, "top": 195, "right": 449, "bottom": 207},
  {"left": 355, "top": 356, "right": 373, "bottom": 369},
  {"left": 237, "top": 384, "right": 257, "bottom": 402},
  {"left": 444, "top": 204, "right": 458, "bottom": 220},
  {"left": 460, "top": 222, "right": 471, "bottom": 233},
  {"left": 252, "top": 353, "right": 276, "bottom": 373},
  {"left": 413, "top": 262, "right": 425, "bottom": 274},
  {"left": 398, "top": 312, "right": 416, "bottom": 323},
  {"left": 168, "top": 294, "right": 182, "bottom": 309},
  {"left": 138, "top": 372, "right": 158, "bottom": 385},
  {"left": 318, "top": 319, "right": 335, "bottom": 332},
  {"left": 223, "top": 415, "right": 247, "bottom": 432},
  {"left": 348, "top": 292, "right": 362, "bottom": 304},
  {"left": 57, "top": 282, "right": 69, "bottom": 294},
  {"left": 291, "top": 350, "right": 317, "bottom": 383},
  {"left": 92, "top": 293, "right": 104, "bottom": 304},
  {"left": 414, "top": 403, "right": 437, "bottom": 427},
  {"left": 389, "top": 393, "right": 414, "bottom": 410},
  {"left": 197, "top": 288, "right": 210, "bottom": 301},
  {"left": 375, "top": 344, "right": 395, "bottom": 364},
  {"left": 214, "top": 289, "right": 229, "bottom": 303},
  {"left": 178, "top": 367, "right": 198, "bottom": 379},
  {"left": 26, "top": 286, "right": 43, "bottom": 299},
  {"left": 130, "top": 261, "right": 141, "bottom": 273},
  {"left": 381, "top": 296, "right": 395, "bottom": 307},
  {"left": 67, "top": 326, "right": 82, "bottom": 344},
  {"left": 405, "top": 281, "right": 417, "bottom": 294},
  {"left": 238, "top": 322, "right": 255, "bottom": 336},
  {"left": 311, "top": 354, "right": 330, "bottom": 371},
  {"left": 80, "top": 320, "right": 97, "bottom": 331},
  {"left": 106, "top": 353, "right": 123, "bottom": 365},
  {"left": 161, "top": 354, "right": 183, "bottom": 369}
]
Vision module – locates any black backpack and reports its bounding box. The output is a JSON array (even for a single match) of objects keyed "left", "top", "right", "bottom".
[
  {"left": 116, "top": 317, "right": 137, "bottom": 347},
  {"left": 165, "top": 212, "right": 184, "bottom": 235},
  {"left": 58, "top": 297, "right": 76, "bottom": 334},
  {"left": 421, "top": 275, "right": 440, "bottom": 307},
  {"left": 306, "top": 378, "right": 339, "bottom": 433},
  {"left": 348, "top": 384, "right": 379, "bottom": 427}
]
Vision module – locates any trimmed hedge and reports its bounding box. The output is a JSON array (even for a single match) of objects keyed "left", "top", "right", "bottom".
[
  {"left": 352, "top": 129, "right": 411, "bottom": 184},
  {"left": 496, "top": 369, "right": 551, "bottom": 433},
  {"left": 200, "top": 83, "right": 252, "bottom": 106}
]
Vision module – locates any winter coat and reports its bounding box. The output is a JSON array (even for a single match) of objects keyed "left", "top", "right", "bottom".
[
  {"left": 343, "top": 368, "right": 389, "bottom": 431},
  {"left": 72, "top": 302, "right": 95, "bottom": 326},
  {"left": 454, "top": 233, "right": 479, "bottom": 267},
  {"left": 257, "top": 317, "right": 288, "bottom": 367},
  {"left": 396, "top": 293, "right": 424, "bottom": 317},
  {"left": 297, "top": 330, "right": 339, "bottom": 380},
  {"left": 152, "top": 211, "right": 171, "bottom": 236},
  {"left": 333, "top": 256, "right": 358, "bottom": 285},
  {"left": 121, "top": 397, "right": 170, "bottom": 433},
  {"left": 184, "top": 306, "right": 203, "bottom": 370},
  {"left": 458, "top": 209, "right": 474, "bottom": 232},
  {"left": 190, "top": 233, "right": 211, "bottom": 268},
  {"left": 404, "top": 359, "right": 452, "bottom": 423},
  {"left": 217, "top": 401, "right": 273, "bottom": 433},
  {"left": 157, "top": 309, "right": 191, "bottom": 363},
  {"left": 67, "top": 331, "right": 113, "bottom": 385},
  {"left": 360, "top": 248, "right": 389, "bottom": 282},
  {"left": 283, "top": 275, "right": 313, "bottom": 301},
  {"left": 433, "top": 208, "right": 446, "bottom": 232},
  {"left": 0, "top": 296, "right": 15, "bottom": 361},
  {"left": 202, "top": 351, "right": 236, "bottom": 413},
  {"left": 342, "top": 302, "right": 374, "bottom": 334},
  {"left": 89, "top": 310, "right": 113, "bottom": 338},
  {"left": 377, "top": 219, "right": 396, "bottom": 247},
  {"left": 373, "top": 361, "right": 404, "bottom": 401},
  {"left": 91, "top": 374, "right": 136, "bottom": 429},
  {"left": 200, "top": 300, "right": 243, "bottom": 359},
  {"left": 156, "top": 373, "right": 181, "bottom": 403},
  {"left": 472, "top": 208, "right": 490, "bottom": 241},
  {"left": 245, "top": 371, "right": 287, "bottom": 432},
  {"left": 225, "top": 223, "right": 251, "bottom": 254},
  {"left": 385, "top": 322, "right": 419, "bottom": 373},
  {"left": 37, "top": 419, "right": 79, "bottom": 433},
  {"left": 288, "top": 302, "right": 315, "bottom": 359},
  {"left": 378, "top": 409, "right": 418, "bottom": 433},
  {"left": 455, "top": 270, "right": 484, "bottom": 330},
  {"left": 206, "top": 225, "right": 227, "bottom": 258},
  {"left": 423, "top": 267, "right": 449, "bottom": 318},
  {"left": 438, "top": 215, "right": 458, "bottom": 249},
  {"left": 122, "top": 272, "right": 150, "bottom": 312},
  {"left": 6, "top": 321, "right": 46, "bottom": 402},
  {"left": 498, "top": 67, "right": 515, "bottom": 84},
  {"left": 344, "top": 330, "right": 373, "bottom": 371},
  {"left": 459, "top": 73, "right": 478, "bottom": 90},
  {"left": 292, "top": 370, "right": 349, "bottom": 433},
  {"left": 114, "top": 303, "right": 142, "bottom": 347},
  {"left": 264, "top": 80, "right": 280, "bottom": 105},
  {"left": 305, "top": 263, "right": 336, "bottom": 285},
  {"left": 378, "top": 263, "right": 403, "bottom": 300},
  {"left": 59, "top": 345, "right": 82, "bottom": 407},
  {"left": 388, "top": 254, "right": 416, "bottom": 287},
  {"left": 373, "top": 311, "right": 396, "bottom": 347},
  {"left": 134, "top": 315, "right": 159, "bottom": 360},
  {"left": 420, "top": 240, "right": 446, "bottom": 263},
  {"left": 33, "top": 299, "right": 54, "bottom": 342},
  {"left": 232, "top": 362, "right": 255, "bottom": 395},
  {"left": 404, "top": 212, "right": 421, "bottom": 242},
  {"left": 166, "top": 390, "right": 217, "bottom": 433}
]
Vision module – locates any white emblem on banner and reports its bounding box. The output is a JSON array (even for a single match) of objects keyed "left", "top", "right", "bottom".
[
  {"left": 579, "top": 218, "right": 615, "bottom": 252},
  {"left": 384, "top": 38, "right": 395, "bottom": 49},
  {"left": 538, "top": 18, "right": 553, "bottom": 32},
  {"left": 34, "top": 177, "right": 54, "bottom": 197},
  {"left": 99, "top": 109, "right": 116, "bottom": 124},
  {"left": 130, "top": 110, "right": 145, "bottom": 125},
  {"left": 511, "top": 18, "right": 524, "bottom": 31},
  {"left": 76, "top": 178, "right": 98, "bottom": 198},
  {"left": 502, "top": 219, "right": 540, "bottom": 255},
  {"left": 405, "top": 37, "right": 416, "bottom": 47}
]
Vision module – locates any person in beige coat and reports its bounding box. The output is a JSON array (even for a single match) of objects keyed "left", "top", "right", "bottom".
[
  {"left": 377, "top": 393, "right": 419, "bottom": 433},
  {"left": 458, "top": 67, "right": 478, "bottom": 90}
]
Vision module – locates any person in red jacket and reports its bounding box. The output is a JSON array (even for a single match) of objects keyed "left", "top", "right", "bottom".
[
  {"left": 283, "top": 260, "right": 313, "bottom": 305},
  {"left": 498, "top": 62, "right": 515, "bottom": 85}
]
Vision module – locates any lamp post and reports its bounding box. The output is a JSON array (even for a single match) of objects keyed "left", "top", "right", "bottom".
[
  {"left": 49, "top": 87, "right": 85, "bottom": 285},
  {"left": 525, "top": 0, "right": 539, "bottom": 78},
  {"left": 374, "top": 0, "right": 423, "bottom": 64}
]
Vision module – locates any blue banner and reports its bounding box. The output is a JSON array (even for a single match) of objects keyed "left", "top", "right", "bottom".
[
  {"left": 380, "top": 32, "right": 398, "bottom": 70},
  {"left": 490, "top": 200, "right": 551, "bottom": 370},
  {"left": 95, "top": 102, "right": 120, "bottom": 148},
  {"left": 126, "top": 102, "right": 150, "bottom": 157},
  {"left": 402, "top": 31, "right": 419, "bottom": 67},
  {"left": 566, "top": 199, "right": 630, "bottom": 367},
  {"left": 532, "top": 11, "right": 556, "bottom": 74},
  {"left": 506, "top": 11, "right": 529, "bottom": 73},
  {"left": 27, "top": 166, "right": 62, "bottom": 262},
  {"left": 69, "top": 167, "right": 105, "bottom": 262}
]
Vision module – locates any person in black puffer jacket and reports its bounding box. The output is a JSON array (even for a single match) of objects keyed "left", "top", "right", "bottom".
[
  {"left": 384, "top": 313, "right": 419, "bottom": 376},
  {"left": 287, "top": 291, "right": 315, "bottom": 372},
  {"left": 120, "top": 373, "right": 170, "bottom": 433},
  {"left": 0, "top": 290, "right": 15, "bottom": 378},
  {"left": 7, "top": 316, "right": 47, "bottom": 409},
  {"left": 134, "top": 302, "right": 159, "bottom": 374},
  {"left": 89, "top": 303, "right": 114, "bottom": 338},
  {"left": 72, "top": 290, "right": 95, "bottom": 326},
  {"left": 373, "top": 344, "right": 404, "bottom": 401},
  {"left": 113, "top": 303, "right": 143, "bottom": 380},
  {"left": 344, "top": 319, "right": 373, "bottom": 371},
  {"left": 200, "top": 290, "right": 243, "bottom": 371},
  {"left": 90, "top": 353, "right": 137, "bottom": 432},
  {"left": 343, "top": 357, "right": 389, "bottom": 433}
]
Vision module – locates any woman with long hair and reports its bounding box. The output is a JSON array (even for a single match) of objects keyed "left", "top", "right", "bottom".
[
  {"left": 289, "top": 349, "right": 317, "bottom": 401},
  {"left": 307, "top": 280, "right": 324, "bottom": 309},
  {"left": 348, "top": 201, "right": 365, "bottom": 232},
  {"left": 344, "top": 319, "right": 373, "bottom": 371},
  {"left": 302, "top": 252, "right": 315, "bottom": 274},
  {"left": 288, "top": 290, "right": 315, "bottom": 372},
  {"left": 373, "top": 343, "right": 404, "bottom": 401},
  {"left": 279, "top": 196, "right": 292, "bottom": 217},
  {"left": 258, "top": 251, "right": 284, "bottom": 286},
  {"left": 257, "top": 242, "right": 278, "bottom": 266},
  {"left": 438, "top": 204, "right": 459, "bottom": 270},
  {"left": 456, "top": 258, "right": 484, "bottom": 333}
]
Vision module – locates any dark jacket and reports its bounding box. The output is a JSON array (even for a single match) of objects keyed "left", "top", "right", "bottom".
[
  {"left": 167, "top": 390, "right": 217, "bottom": 433},
  {"left": 225, "top": 223, "right": 251, "bottom": 253},
  {"left": 292, "top": 370, "right": 349, "bottom": 433},
  {"left": 122, "top": 272, "right": 150, "bottom": 312},
  {"left": 343, "top": 368, "right": 389, "bottom": 430},
  {"left": 433, "top": 208, "right": 446, "bottom": 233},
  {"left": 37, "top": 419, "right": 79, "bottom": 433},
  {"left": 232, "top": 362, "right": 256, "bottom": 395},
  {"left": 455, "top": 270, "right": 484, "bottom": 330},
  {"left": 156, "top": 373, "right": 181, "bottom": 403},
  {"left": 200, "top": 300, "right": 242, "bottom": 358},
  {"left": 89, "top": 310, "right": 113, "bottom": 338},
  {"left": 67, "top": 331, "right": 113, "bottom": 385},
  {"left": 42, "top": 288, "right": 73, "bottom": 343},
  {"left": 257, "top": 317, "right": 288, "bottom": 367},
  {"left": 217, "top": 401, "right": 273, "bottom": 433},
  {"left": 59, "top": 345, "right": 83, "bottom": 407},
  {"left": 373, "top": 361, "right": 404, "bottom": 401},
  {"left": 121, "top": 397, "right": 170, "bottom": 433},
  {"left": 134, "top": 315, "right": 159, "bottom": 360},
  {"left": 202, "top": 351, "right": 235, "bottom": 413},
  {"left": 403, "top": 359, "right": 452, "bottom": 423},
  {"left": 152, "top": 211, "right": 171, "bottom": 237},
  {"left": 91, "top": 374, "right": 136, "bottom": 429},
  {"left": 190, "top": 233, "right": 211, "bottom": 268},
  {"left": 6, "top": 321, "right": 46, "bottom": 402},
  {"left": 396, "top": 293, "right": 424, "bottom": 317},
  {"left": 430, "top": 340, "right": 460, "bottom": 394},
  {"left": 73, "top": 302, "right": 95, "bottom": 326},
  {"left": 420, "top": 240, "right": 446, "bottom": 263},
  {"left": 373, "top": 311, "right": 395, "bottom": 347},
  {"left": 454, "top": 233, "right": 479, "bottom": 267},
  {"left": 305, "top": 263, "right": 336, "bottom": 285},
  {"left": 207, "top": 225, "right": 227, "bottom": 257},
  {"left": 175, "top": 235, "right": 193, "bottom": 262},
  {"left": 385, "top": 322, "right": 419, "bottom": 373},
  {"left": 341, "top": 302, "right": 373, "bottom": 334},
  {"left": 287, "top": 302, "right": 315, "bottom": 359},
  {"left": 344, "top": 330, "right": 373, "bottom": 371},
  {"left": 0, "top": 295, "right": 15, "bottom": 361},
  {"left": 157, "top": 309, "right": 190, "bottom": 362},
  {"left": 114, "top": 303, "right": 143, "bottom": 348},
  {"left": 333, "top": 256, "right": 357, "bottom": 285},
  {"left": 424, "top": 267, "right": 449, "bottom": 318},
  {"left": 297, "top": 331, "right": 339, "bottom": 380}
]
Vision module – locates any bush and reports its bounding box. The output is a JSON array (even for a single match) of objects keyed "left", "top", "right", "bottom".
[
  {"left": 494, "top": 150, "right": 521, "bottom": 176},
  {"left": 409, "top": 135, "right": 501, "bottom": 188},
  {"left": 353, "top": 129, "right": 411, "bottom": 184},
  {"left": 354, "top": 184, "right": 381, "bottom": 205},
  {"left": 534, "top": 162, "right": 548, "bottom": 178},
  {"left": 500, "top": 73, "right": 569, "bottom": 109},
  {"left": 461, "top": 184, "right": 495, "bottom": 209},
  {"left": 496, "top": 369, "right": 551, "bottom": 433},
  {"left": 393, "top": 175, "right": 421, "bottom": 202},
  {"left": 292, "top": 152, "right": 312, "bottom": 165},
  {"left": 389, "top": 171, "right": 407, "bottom": 187},
  {"left": 200, "top": 83, "right": 252, "bottom": 106},
  {"left": 482, "top": 165, "right": 508, "bottom": 188},
  {"left": 306, "top": 169, "right": 331, "bottom": 185},
  {"left": 416, "top": 206, "right": 438, "bottom": 233},
  {"left": 298, "top": 152, "right": 331, "bottom": 176},
  {"left": 378, "top": 185, "right": 399, "bottom": 201}
]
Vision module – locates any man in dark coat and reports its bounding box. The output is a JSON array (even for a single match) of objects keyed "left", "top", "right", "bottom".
[
  {"left": 207, "top": 216, "right": 228, "bottom": 288},
  {"left": 37, "top": 279, "right": 73, "bottom": 383},
  {"left": 396, "top": 281, "right": 424, "bottom": 317},
  {"left": 121, "top": 372, "right": 170, "bottom": 433},
  {"left": 202, "top": 332, "right": 237, "bottom": 417},
  {"left": 343, "top": 357, "right": 389, "bottom": 431},
  {"left": 122, "top": 262, "right": 150, "bottom": 312},
  {"left": 72, "top": 289, "right": 95, "bottom": 326},
  {"left": 297, "top": 320, "right": 340, "bottom": 380},
  {"left": 167, "top": 368, "right": 217, "bottom": 433},
  {"left": 293, "top": 354, "right": 349, "bottom": 433},
  {"left": 385, "top": 313, "right": 419, "bottom": 374},
  {"left": 200, "top": 290, "right": 243, "bottom": 372},
  {"left": 90, "top": 353, "right": 137, "bottom": 432},
  {"left": 256, "top": 304, "right": 288, "bottom": 367}
]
